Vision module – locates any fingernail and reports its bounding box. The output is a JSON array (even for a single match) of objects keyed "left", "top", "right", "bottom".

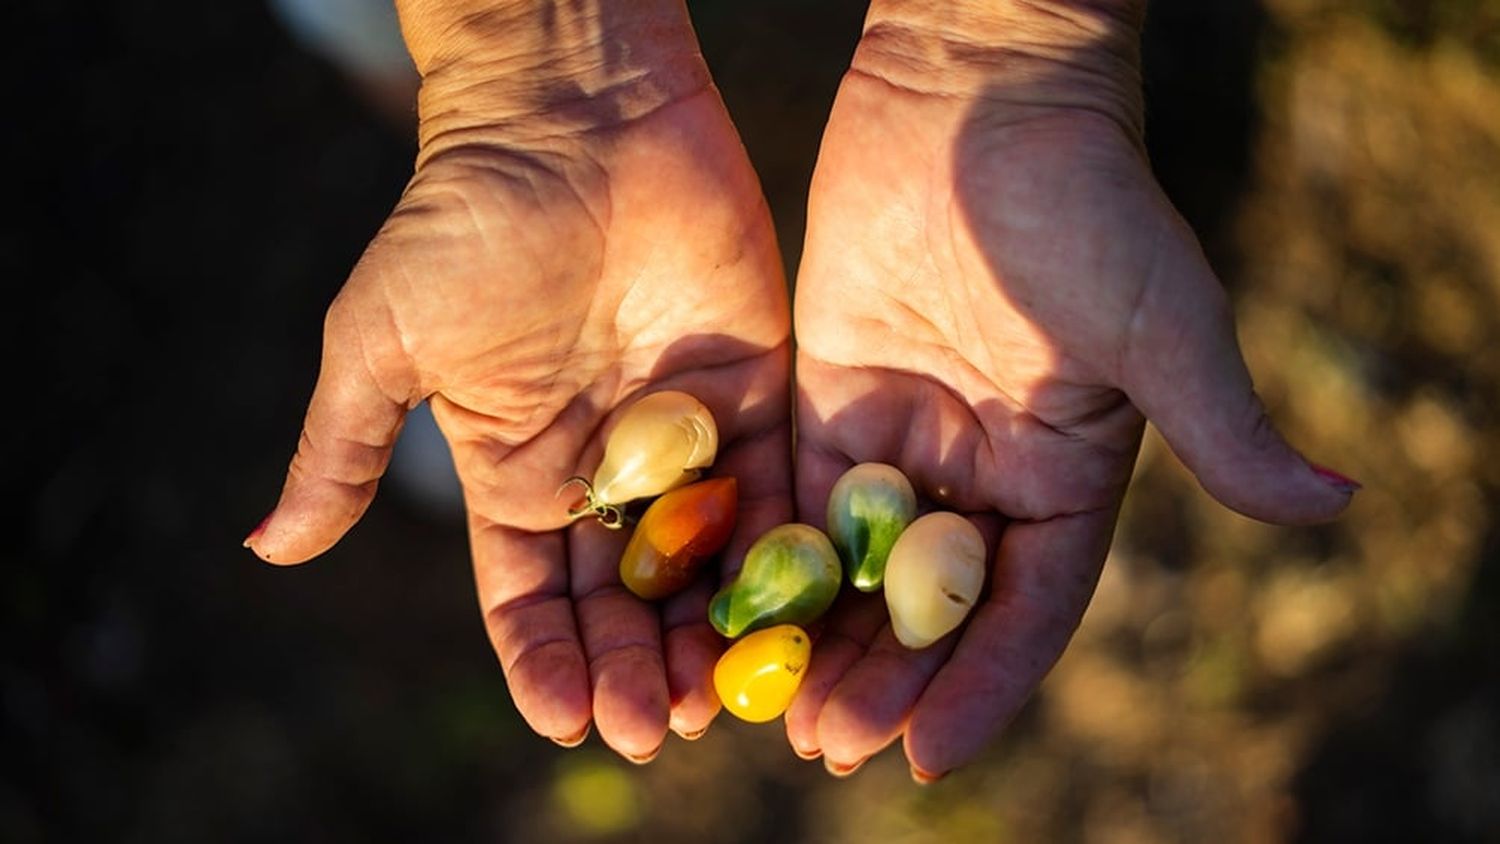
[
  {"left": 792, "top": 744, "right": 822, "bottom": 761},
  {"left": 824, "top": 756, "right": 866, "bottom": 778},
  {"left": 910, "top": 765, "right": 945, "bottom": 785},
  {"left": 550, "top": 725, "right": 590, "bottom": 748},
  {"left": 1309, "top": 463, "right": 1362, "bottom": 494},
  {"left": 242, "top": 513, "right": 271, "bottom": 548},
  {"left": 623, "top": 744, "right": 663, "bottom": 765},
  {"left": 675, "top": 726, "right": 708, "bottom": 741}
]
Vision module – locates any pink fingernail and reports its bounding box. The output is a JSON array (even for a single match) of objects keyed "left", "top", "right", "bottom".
[
  {"left": 242, "top": 513, "right": 272, "bottom": 548},
  {"left": 910, "top": 765, "right": 945, "bottom": 785},
  {"left": 550, "top": 725, "right": 591, "bottom": 748},
  {"left": 824, "top": 756, "right": 866, "bottom": 778},
  {"left": 792, "top": 744, "right": 822, "bottom": 761},
  {"left": 675, "top": 725, "right": 709, "bottom": 741},
  {"left": 1309, "top": 463, "right": 1362, "bottom": 494},
  {"left": 623, "top": 744, "right": 663, "bottom": 765}
]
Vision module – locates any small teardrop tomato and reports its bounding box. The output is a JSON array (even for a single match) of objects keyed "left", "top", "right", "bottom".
[
  {"left": 825, "top": 462, "right": 916, "bottom": 591},
  {"left": 560, "top": 390, "right": 719, "bottom": 528},
  {"left": 713, "top": 624, "right": 811, "bottom": 723},
  {"left": 619, "top": 477, "right": 737, "bottom": 600},
  {"left": 708, "top": 523, "right": 840, "bottom": 638}
]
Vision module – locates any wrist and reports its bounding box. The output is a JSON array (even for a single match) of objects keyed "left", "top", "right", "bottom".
[
  {"left": 856, "top": 0, "right": 1146, "bottom": 138},
  {"left": 396, "top": 0, "right": 711, "bottom": 159}
]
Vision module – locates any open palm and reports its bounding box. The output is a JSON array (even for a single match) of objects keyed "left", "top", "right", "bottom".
[
  {"left": 788, "top": 64, "right": 1353, "bottom": 778},
  {"left": 246, "top": 87, "right": 792, "bottom": 760}
]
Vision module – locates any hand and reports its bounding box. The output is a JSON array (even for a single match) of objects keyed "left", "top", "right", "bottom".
[
  {"left": 787, "top": 0, "right": 1357, "bottom": 780},
  {"left": 244, "top": 0, "right": 792, "bottom": 760}
]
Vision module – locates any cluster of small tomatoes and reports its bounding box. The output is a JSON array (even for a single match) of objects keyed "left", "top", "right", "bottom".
[{"left": 563, "top": 391, "right": 987, "bottom": 724}]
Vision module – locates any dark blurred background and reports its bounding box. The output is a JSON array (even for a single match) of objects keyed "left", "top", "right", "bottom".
[{"left": 7, "top": 0, "right": 1499, "bottom": 841}]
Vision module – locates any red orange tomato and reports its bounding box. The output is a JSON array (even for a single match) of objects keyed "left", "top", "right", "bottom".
[{"left": 619, "top": 477, "right": 737, "bottom": 600}]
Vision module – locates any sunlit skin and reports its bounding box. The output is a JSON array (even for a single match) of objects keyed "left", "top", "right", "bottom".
[
  {"left": 785, "top": 1, "right": 1357, "bottom": 779},
  {"left": 714, "top": 625, "right": 812, "bottom": 723},
  {"left": 619, "top": 477, "right": 738, "bottom": 601},
  {"left": 244, "top": 1, "right": 791, "bottom": 760}
]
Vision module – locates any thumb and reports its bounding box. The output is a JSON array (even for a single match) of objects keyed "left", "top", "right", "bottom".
[
  {"left": 1120, "top": 227, "right": 1358, "bottom": 525},
  {"left": 244, "top": 296, "right": 409, "bottom": 564}
]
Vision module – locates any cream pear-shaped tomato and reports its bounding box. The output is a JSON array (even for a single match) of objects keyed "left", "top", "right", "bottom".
[
  {"left": 825, "top": 462, "right": 917, "bottom": 591},
  {"left": 562, "top": 390, "right": 719, "bottom": 527}
]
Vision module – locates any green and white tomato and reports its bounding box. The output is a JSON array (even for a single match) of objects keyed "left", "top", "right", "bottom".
[
  {"left": 825, "top": 462, "right": 917, "bottom": 591},
  {"left": 709, "top": 524, "right": 841, "bottom": 638}
]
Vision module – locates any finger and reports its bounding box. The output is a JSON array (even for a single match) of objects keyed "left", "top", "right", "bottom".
[
  {"left": 817, "top": 623, "right": 957, "bottom": 774},
  {"left": 1121, "top": 221, "right": 1358, "bottom": 525},
  {"left": 570, "top": 516, "right": 670, "bottom": 762},
  {"left": 808, "top": 511, "right": 999, "bottom": 772},
  {"left": 660, "top": 579, "right": 723, "bottom": 740},
  {"left": 903, "top": 508, "right": 1114, "bottom": 779},
  {"left": 472, "top": 518, "right": 592, "bottom": 744},
  {"left": 246, "top": 297, "right": 408, "bottom": 564},
  {"left": 783, "top": 589, "right": 887, "bottom": 761},
  {"left": 786, "top": 384, "right": 905, "bottom": 762},
  {"left": 661, "top": 420, "right": 795, "bottom": 740}
]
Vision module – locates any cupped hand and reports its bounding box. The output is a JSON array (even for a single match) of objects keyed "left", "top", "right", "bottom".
[
  {"left": 787, "top": 7, "right": 1356, "bottom": 780},
  {"left": 244, "top": 13, "right": 791, "bottom": 761}
]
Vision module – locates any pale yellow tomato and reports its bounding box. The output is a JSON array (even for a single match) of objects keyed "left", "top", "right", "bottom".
[
  {"left": 713, "top": 625, "right": 811, "bottom": 723},
  {"left": 884, "top": 512, "right": 986, "bottom": 649},
  {"left": 562, "top": 390, "right": 719, "bottom": 528}
]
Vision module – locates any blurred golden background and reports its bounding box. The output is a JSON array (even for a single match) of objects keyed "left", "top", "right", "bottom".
[{"left": 8, "top": 0, "right": 1497, "bottom": 841}]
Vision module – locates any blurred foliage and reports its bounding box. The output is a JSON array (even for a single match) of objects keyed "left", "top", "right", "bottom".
[
  {"left": 550, "top": 752, "right": 643, "bottom": 836},
  {"left": 6, "top": 0, "right": 1497, "bottom": 842}
]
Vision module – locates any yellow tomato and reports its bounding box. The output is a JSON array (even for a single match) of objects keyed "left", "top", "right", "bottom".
[{"left": 713, "top": 625, "right": 811, "bottom": 723}]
